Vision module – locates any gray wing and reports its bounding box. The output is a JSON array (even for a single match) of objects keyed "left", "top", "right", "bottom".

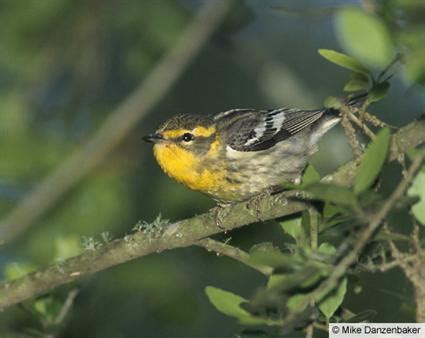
[{"left": 215, "top": 107, "right": 327, "bottom": 152}]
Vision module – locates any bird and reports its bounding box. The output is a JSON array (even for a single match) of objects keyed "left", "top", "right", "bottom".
[{"left": 143, "top": 96, "right": 365, "bottom": 204}]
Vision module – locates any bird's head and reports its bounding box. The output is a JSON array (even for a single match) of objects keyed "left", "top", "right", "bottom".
[
  {"left": 143, "top": 114, "right": 222, "bottom": 189},
  {"left": 143, "top": 114, "right": 216, "bottom": 153}
]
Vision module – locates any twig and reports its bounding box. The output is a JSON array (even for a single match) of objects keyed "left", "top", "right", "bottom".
[
  {"left": 0, "top": 120, "right": 423, "bottom": 310},
  {"left": 347, "top": 111, "right": 375, "bottom": 140},
  {"left": 54, "top": 288, "right": 80, "bottom": 325},
  {"left": 0, "top": 0, "right": 233, "bottom": 246},
  {"left": 327, "top": 118, "right": 425, "bottom": 188},
  {"left": 414, "top": 256, "right": 425, "bottom": 323},
  {"left": 305, "top": 323, "right": 314, "bottom": 338},
  {"left": 340, "top": 114, "right": 363, "bottom": 158},
  {"left": 359, "top": 255, "right": 417, "bottom": 273},
  {"left": 308, "top": 207, "right": 319, "bottom": 250},
  {"left": 196, "top": 238, "right": 273, "bottom": 275},
  {"left": 313, "top": 322, "right": 328, "bottom": 331},
  {"left": 310, "top": 150, "right": 425, "bottom": 304},
  {"left": 362, "top": 111, "right": 391, "bottom": 129},
  {"left": 386, "top": 223, "right": 425, "bottom": 323},
  {"left": 411, "top": 220, "right": 421, "bottom": 254},
  {"left": 388, "top": 118, "right": 425, "bottom": 162}
]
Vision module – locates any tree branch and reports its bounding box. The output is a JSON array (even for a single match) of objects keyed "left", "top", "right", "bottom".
[
  {"left": 0, "top": 118, "right": 424, "bottom": 310},
  {"left": 0, "top": 196, "right": 305, "bottom": 309}
]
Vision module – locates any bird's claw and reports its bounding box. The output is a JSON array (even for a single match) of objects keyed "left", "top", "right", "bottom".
[
  {"left": 247, "top": 189, "right": 273, "bottom": 221},
  {"left": 210, "top": 204, "right": 231, "bottom": 232}
]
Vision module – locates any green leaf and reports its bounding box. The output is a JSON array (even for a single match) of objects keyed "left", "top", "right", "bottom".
[
  {"left": 318, "top": 49, "right": 370, "bottom": 75},
  {"left": 205, "top": 286, "right": 248, "bottom": 319},
  {"left": 354, "top": 128, "right": 391, "bottom": 194},
  {"left": 336, "top": 7, "right": 395, "bottom": 68},
  {"left": 344, "top": 72, "right": 370, "bottom": 92},
  {"left": 324, "top": 96, "right": 343, "bottom": 110},
  {"left": 318, "top": 242, "right": 337, "bottom": 256},
  {"left": 305, "top": 183, "right": 357, "bottom": 207},
  {"left": 318, "top": 277, "right": 348, "bottom": 319},
  {"left": 405, "top": 50, "right": 425, "bottom": 85},
  {"left": 300, "top": 272, "right": 322, "bottom": 289},
  {"left": 33, "top": 298, "right": 49, "bottom": 316},
  {"left": 205, "top": 286, "right": 266, "bottom": 325},
  {"left": 303, "top": 164, "right": 321, "bottom": 185},
  {"left": 367, "top": 81, "right": 390, "bottom": 104},
  {"left": 323, "top": 202, "right": 339, "bottom": 218},
  {"left": 267, "top": 269, "right": 324, "bottom": 293},
  {"left": 267, "top": 274, "right": 289, "bottom": 289},
  {"left": 33, "top": 296, "right": 62, "bottom": 324},
  {"left": 287, "top": 294, "right": 309, "bottom": 313},
  {"left": 280, "top": 216, "right": 307, "bottom": 247},
  {"left": 407, "top": 166, "right": 425, "bottom": 225}
]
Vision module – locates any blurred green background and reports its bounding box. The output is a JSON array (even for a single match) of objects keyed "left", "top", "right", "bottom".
[{"left": 0, "top": 0, "right": 424, "bottom": 337}]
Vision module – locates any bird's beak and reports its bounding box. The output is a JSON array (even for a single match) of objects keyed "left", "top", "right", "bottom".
[{"left": 142, "top": 133, "right": 164, "bottom": 143}]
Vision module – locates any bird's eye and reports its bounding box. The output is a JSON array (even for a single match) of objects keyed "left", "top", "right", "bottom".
[{"left": 182, "top": 133, "right": 194, "bottom": 142}]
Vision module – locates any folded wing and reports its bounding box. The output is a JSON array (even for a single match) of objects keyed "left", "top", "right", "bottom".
[{"left": 216, "top": 108, "right": 326, "bottom": 152}]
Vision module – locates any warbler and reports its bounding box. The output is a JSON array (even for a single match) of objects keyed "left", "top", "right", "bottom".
[{"left": 143, "top": 97, "right": 363, "bottom": 204}]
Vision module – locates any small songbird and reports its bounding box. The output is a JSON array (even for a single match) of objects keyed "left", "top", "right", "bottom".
[{"left": 143, "top": 97, "right": 363, "bottom": 204}]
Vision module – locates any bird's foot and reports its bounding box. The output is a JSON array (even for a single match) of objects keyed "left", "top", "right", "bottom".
[
  {"left": 210, "top": 203, "right": 231, "bottom": 232},
  {"left": 247, "top": 188, "right": 274, "bottom": 221}
]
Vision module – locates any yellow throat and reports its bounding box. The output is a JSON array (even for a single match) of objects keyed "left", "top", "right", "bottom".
[{"left": 153, "top": 142, "right": 224, "bottom": 193}]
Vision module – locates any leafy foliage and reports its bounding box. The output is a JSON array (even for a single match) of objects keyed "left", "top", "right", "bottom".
[
  {"left": 354, "top": 128, "right": 391, "bottom": 194},
  {"left": 344, "top": 73, "right": 370, "bottom": 92},
  {"left": 205, "top": 286, "right": 266, "bottom": 325},
  {"left": 306, "top": 183, "right": 358, "bottom": 207},
  {"left": 318, "top": 277, "right": 348, "bottom": 319},
  {"left": 318, "top": 49, "right": 370, "bottom": 76},
  {"left": 367, "top": 81, "right": 391, "bottom": 104},
  {"left": 335, "top": 7, "right": 395, "bottom": 68},
  {"left": 280, "top": 216, "right": 307, "bottom": 247},
  {"left": 408, "top": 167, "right": 425, "bottom": 225}
]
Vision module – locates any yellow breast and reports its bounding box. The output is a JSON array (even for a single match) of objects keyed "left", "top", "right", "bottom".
[{"left": 153, "top": 143, "right": 225, "bottom": 193}]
